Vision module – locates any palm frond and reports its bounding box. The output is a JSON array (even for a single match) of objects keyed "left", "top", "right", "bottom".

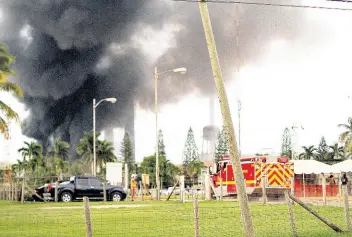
[
  {"left": 0, "top": 81, "right": 23, "bottom": 97},
  {"left": 0, "top": 116, "right": 9, "bottom": 137},
  {"left": 0, "top": 100, "right": 20, "bottom": 122},
  {"left": 338, "top": 124, "right": 351, "bottom": 130},
  {"left": 339, "top": 131, "right": 350, "bottom": 143}
]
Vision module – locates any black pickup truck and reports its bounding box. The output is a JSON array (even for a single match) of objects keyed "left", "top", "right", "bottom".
[{"left": 34, "top": 176, "right": 127, "bottom": 202}]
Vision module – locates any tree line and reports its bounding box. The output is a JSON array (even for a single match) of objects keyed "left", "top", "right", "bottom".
[
  {"left": 280, "top": 118, "right": 352, "bottom": 162},
  {"left": 1, "top": 126, "right": 204, "bottom": 189}
]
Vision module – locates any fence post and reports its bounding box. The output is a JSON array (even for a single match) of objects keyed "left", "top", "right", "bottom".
[
  {"left": 11, "top": 183, "right": 14, "bottom": 201},
  {"left": 21, "top": 177, "right": 25, "bottom": 204},
  {"left": 343, "top": 184, "right": 351, "bottom": 231},
  {"left": 220, "top": 177, "right": 223, "bottom": 202},
  {"left": 15, "top": 183, "right": 18, "bottom": 201},
  {"left": 140, "top": 181, "right": 144, "bottom": 201},
  {"left": 285, "top": 191, "right": 297, "bottom": 237},
  {"left": 103, "top": 180, "right": 107, "bottom": 202},
  {"left": 193, "top": 194, "right": 200, "bottom": 237},
  {"left": 322, "top": 174, "right": 327, "bottom": 206},
  {"left": 124, "top": 163, "right": 129, "bottom": 192},
  {"left": 83, "top": 197, "right": 93, "bottom": 237},
  {"left": 303, "top": 173, "right": 306, "bottom": 199},
  {"left": 338, "top": 173, "right": 342, "bottom": 203},
  {"left": 55, "top": 181, "right": 59, "bottom": 202},
  {"left": 5, "top": 184, "right": 8, "bottom": 200},
  {"left": 204, "top": 174, "right": 211, "bottom": 200},
  {"left": 8, "top": 185, "right": 10, "bottom": 200},
  {"left": 262, "top": 175, "right": 267, "bottom": 204},
  {"left": 180, "top": 175, "right": 185, "bottom": 203}
]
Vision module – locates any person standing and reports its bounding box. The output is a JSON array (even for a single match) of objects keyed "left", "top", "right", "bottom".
[{"left": 131, "top": 176, "right": 137, "bottom": 201}]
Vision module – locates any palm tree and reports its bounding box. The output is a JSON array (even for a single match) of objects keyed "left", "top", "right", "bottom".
[
  {"left": 338, "top": 117, "right": 352, "bottom": 151},
  {"left": 96, "top": 140, "right": 117, "bottom": 174},
  {"left": 186, "top": 160, "right": 204, "bottom": 186},
  {"left": 77, "top": 131, "right": 114, "bottom": 174},
  {"left": 299, "top": 145, "right": 317, "bottom": 160},
  {"left": 48, "top": 138, "right": 70, "bottom": 180},
  {"left": 12, "top": 159, "right": 31, "bottom": 178},
  {"left": 54, "top": 157, "right": 68, "bottom": 181},
  {"left": 329, "top": 143, "right": 345, "bottom": 160},
  {"left": 52, "top": 138, "right": 70, "bottom": 161},
  {"left": 18, "top": 141, "right": 43, "bottom": 172},
  {"left": 166, "top": 162, "right": 180, "bottom": 186},
  {"left": 0, "top": 44, "right": 23, "bottom": 138},
  {"left": 77, "top": 131, "right": 97, "bottom": 172},
  {"left": 159, "top": 158, "right": 170, "bottom": 189}
]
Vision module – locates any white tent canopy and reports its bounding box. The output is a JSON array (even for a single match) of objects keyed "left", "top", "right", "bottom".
[
  {"left": 292, "top": 160, "right": 332, "bottom": 174},
  {"left": 330, "top": 160, "right": 352, "bottom": 173}
]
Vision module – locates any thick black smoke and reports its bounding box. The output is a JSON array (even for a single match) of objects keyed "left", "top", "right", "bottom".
[{"left": 0, "top": 0, "right": 312, "bottom": 158}]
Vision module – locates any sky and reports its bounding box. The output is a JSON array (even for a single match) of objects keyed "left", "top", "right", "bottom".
[{"left": 1, "top": 1, "right": 352, "bottom": 164}]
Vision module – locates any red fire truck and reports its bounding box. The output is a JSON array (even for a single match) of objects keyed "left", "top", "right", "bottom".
[{"left": 210, "top": 155, "right": 294, "bottom": 198}]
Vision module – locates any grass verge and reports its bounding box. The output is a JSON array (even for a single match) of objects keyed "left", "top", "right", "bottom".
[{"left": 0, "top": 200, "right": 350, "bottom": 237}]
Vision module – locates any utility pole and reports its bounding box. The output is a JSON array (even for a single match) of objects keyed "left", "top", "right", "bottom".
[
  {"left": 198, "top": 1, "right": 255, "bottom": 236},
  {"left": 238, "top": 100, "right": 242, "bottom": 157}
]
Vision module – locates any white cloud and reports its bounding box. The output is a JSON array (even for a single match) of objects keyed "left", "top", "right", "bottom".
[
  {"left": 131, "top": 23, "right": 182, "bottom": 63},
  {"left": 19, "top": 23, "right": 33, "bottom": 49},
  {"left": 0, "top": 92, "right": 32, "bottom": 164}
]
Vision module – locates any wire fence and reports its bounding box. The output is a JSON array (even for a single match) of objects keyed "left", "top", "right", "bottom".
[
  {"left": 0, "top": 174, "right": 351, "bottom": 236},
  {"left": 0, "top": 192, "right": 351, "bottom": 237}
]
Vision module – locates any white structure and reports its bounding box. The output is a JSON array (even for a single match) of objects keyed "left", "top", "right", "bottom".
[
  {"left": 106, "top": 162, "right": 123, "bottom": 185},
  {"left": 201, "top": 96, "right": 219, "bottom": 162},
  {"left": 331, "top": 160, "right": 352, "bottom": 173},
  {"left": 292, "top": 160, "right": 332, "bottom": 174},
  {"left": 102, "top": 127, "right": 125, "bottom": 161}
]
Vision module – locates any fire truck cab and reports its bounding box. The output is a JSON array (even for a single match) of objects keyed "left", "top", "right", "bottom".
[{"left": 210, "top": 155, "right": 294, "bottom": 197}]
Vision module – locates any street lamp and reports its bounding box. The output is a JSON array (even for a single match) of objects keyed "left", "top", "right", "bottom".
[
  {"left": 290, "top": 124, "right": 304, "bottom": 160},
  {"left": 93, "top": 97, "right": 117, "bottom": 176},
  {"left": 154, "top": 66, "right": 187, "bottom": 200}
]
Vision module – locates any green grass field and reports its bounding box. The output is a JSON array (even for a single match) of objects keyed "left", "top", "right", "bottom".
[{"left": 0, "top": 200, "right": 351, "bottom": 237}]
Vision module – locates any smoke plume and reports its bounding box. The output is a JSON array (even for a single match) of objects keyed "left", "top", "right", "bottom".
[{"left": 0, "top": 0, "right": 313, "bottom": 157}]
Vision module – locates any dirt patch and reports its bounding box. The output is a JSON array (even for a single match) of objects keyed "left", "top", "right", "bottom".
[{"left": 41, "top": 204, "right": 151, "bottom": 210}]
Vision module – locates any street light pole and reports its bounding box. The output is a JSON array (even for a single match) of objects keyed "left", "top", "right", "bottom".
[
  {"left": 155, "top": 66, "right": 160, "bottom": 201},
  {"left": 93, "top": 99, "right": 97, "bottom": 176},
  {"left": 154, "top": 66, "right": 186, "bottom": 200},
  {"left": 291, "top": 124, "right": 304, "bottom": 160},
  {"left": 92, "top": 97, "right": 117, "bottom": 177}
]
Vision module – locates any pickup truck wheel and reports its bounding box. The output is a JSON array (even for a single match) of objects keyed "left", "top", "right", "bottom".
[
  {"left": 111, "top": 192, "right": 122, "bottom": 202},
  {"left": 60, "top": 192, "right": 72, "bottom": 202}
]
